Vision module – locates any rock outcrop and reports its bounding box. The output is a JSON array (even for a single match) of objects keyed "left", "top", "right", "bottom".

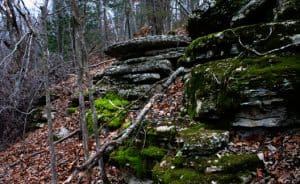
[
  {"left": 182, "top": 0, "right": 300, "bottom": 129},
  {"left": 187, "top": 0, "right": 299, "bottom": 39},
  {"left": 186, "top": 54, "right": 300, "bottom": 127},
  {"left": 104, "top": 35, "right": 190, "bottom": 60},
  {"left": 152, "top": 124, "right": 262, "bottom": 184},
  {"left": 94, "top": 35, "right": 190, "bottom": 99},
  {"left": 180, "top": 20, "right": 300, "bottom": 66},
  {"left": 97, "top": 1, "right": 300, "bottom": 182}
]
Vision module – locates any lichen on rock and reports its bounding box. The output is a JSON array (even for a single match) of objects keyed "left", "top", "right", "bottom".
[
  {"left": 178, "top": 125, "right": 229, "bottom": 156},
  {"left": 186, "top": 54, "right": 300, "bottom": 127}
]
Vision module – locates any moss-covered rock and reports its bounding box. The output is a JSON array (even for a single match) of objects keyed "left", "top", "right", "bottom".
[
  {"left": 111, "top": 147, "right": 146, "bottom": 177},
  {"left": 187, "top": 0, "right": 276, "bottom": 39},
  {"left": 178, "top": 125, "right": 229, "bottom": 156},
  {"left": 153, "top": 153, "right": 262, "bottom": 184},
  {"left": 86, "top": 93, "right": 129, "bottom": 133},
  {"left": 180, "top": 21, "right": 300, "bottom": 67},
  {"left": 186, "top": 54, "right": 300, "bottom": 127},
  {"left": 111, "top": 145, "right": 166, "bottom": 177}
]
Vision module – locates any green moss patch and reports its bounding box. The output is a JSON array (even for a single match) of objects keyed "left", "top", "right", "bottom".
[
  {"left": 111, "top": 145, "right": 166, "bottom": 177},
  {"left": 111, "top": 147, "right": 145, "bottom": 177},
  {"left": 66, "top": 107, "right": 77, "bottom": 114},
  {"left": 153, "top": 153, "right": 262, "bottom": 184},
  {"left": 141, "top": 146, "right": 165, "bottom": 159},
  {"left": 86, "top": 93, "right": 129, "bottom": 134}
]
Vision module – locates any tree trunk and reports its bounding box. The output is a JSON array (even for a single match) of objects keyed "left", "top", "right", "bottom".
[
  {"left": 103, "top": 0, "right": 109, "bottom": 46},
  {"left": 40, "top": 0, "right": 58, "bottom": 183},
  {"left": 70, "top": 0, "right": 90, "bottom": 161},
  {"left": 125, "top": 0, "right": 131, "bottom": 39},
  {"left": 55, "top": 0, "right": 64, "bottom": 55}
]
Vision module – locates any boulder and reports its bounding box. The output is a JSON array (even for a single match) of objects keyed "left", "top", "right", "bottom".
[
  {"left": 186, "top": 54, "right": 300, "bottom": 127},
  {"left": 101, "top": 59, "right": 172, "bottom": 78},
  {"left": 275, "top": 0, "right": 300, "bottom": 21},
  {"left": 180, "top": 21, "right": 300, "bottom": 67},
  {"left": 153, "top": 153, "right": 262, "bottom": 184},
  {"left": 187, "top": 0, "right": 248, "bottom": 39},
  {"left": 187, "top": 0, "right": 300, "bottom": 39},
  {"left": 104, "top": 35, "right": 190, "bottom": 60},
  {"left": 177, "top": 125, "right": 229, "bottom": 156},
  {"left": 230, "top": 0, "right": 275, "bottom": 26}
]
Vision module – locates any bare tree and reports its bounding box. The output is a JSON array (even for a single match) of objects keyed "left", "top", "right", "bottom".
[
  {"left": 70, "top": 0, "right": 90, "bottom": 161},
  {"left": 40, "top": 1, "right": 58, "bottom": 183}
]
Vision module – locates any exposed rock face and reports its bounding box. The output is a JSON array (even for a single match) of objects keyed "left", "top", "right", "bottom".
[
  {"left": 104, "top": 35, "right": 190, "bottom": 60},
  {"left": 94, "top": 35, "right": 190, "bottom": 99},
  {"left": 186, "top": 54, "right": 300, "bottom": 127},
  {"left": 180, "top": 20, "right": 300, "bottom": 66}
]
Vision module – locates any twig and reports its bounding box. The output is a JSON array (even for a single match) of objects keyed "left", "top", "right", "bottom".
[{"left": 231, "top": 29, "right": 300, "bottom": 56}]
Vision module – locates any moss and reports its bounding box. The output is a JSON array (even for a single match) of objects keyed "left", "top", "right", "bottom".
[
  {"left": 111, "top": 145, "right": 166, "bottom": 177},
  {"left": 111, "top": 147, "right": 145, "bottom": 177},
  {"left": 121, "top": 120, "right": 131, "bottom": 130},
  {"left": 187, "top": 54, "right": 300, "bottom": 121},
  {"left": 66, "top": 107, "right": 77, "bottom": 114},
  {"left": 179, "top": 154, "right": 262, "bottom": 173},
  {"left": 153, "top": 166, "right": 249, "bottom": 184},
  {"left": 181, "top": 21, "right": 300, "bottom": 66},
  {"left": 94, "top": 93, "right": 129, "bottom": 111},
  {"left": 141, "top": 146, "right": 165, "bottom": 159},
  {"left": 86, "top": 93, "right": 129, "bottom": 133},
  {"left": 153, "top": 153, "right": 261, "bottom": 184},
  {"left": 53, "top": 135, "right": 59, "bottom": 141}
]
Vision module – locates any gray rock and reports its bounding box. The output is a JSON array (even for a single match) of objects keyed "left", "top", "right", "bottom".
[
  {"left": 231, "top": 0, "right": 273, "bottom": 26},
  {"left": 275, "top": 0, "right": 300, "bottom": 21},
  {"left": 104, "top": 35, "right": 190, "bottom": 59},
  {"left": 233, "top": 89, "right": 287, "bottom": 127},
  {"left": 187, "top": 0, "right": 279, "bottom": 39},
  {"left": 104, "top": 59, "right": 173, "bottom": 77},
  {"left": 55, "top": 127, "right": 70, "bottom": 139},
  {"left": 121, "top": 73, "right": 161, "bottom": 84},
  {"left": 178, "top": 126, "right": 229, "bottom": 156}
]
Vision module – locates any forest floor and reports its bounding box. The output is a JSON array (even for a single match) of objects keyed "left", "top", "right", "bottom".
[{"left": 0, "top": 57, "right": 299, "bottom": 183}]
